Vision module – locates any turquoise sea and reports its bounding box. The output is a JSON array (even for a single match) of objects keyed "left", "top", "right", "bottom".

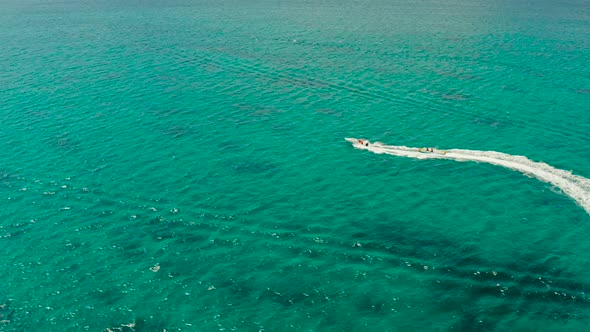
[{"left": 1, "top": 0, "right": 590, "bottom": 330}]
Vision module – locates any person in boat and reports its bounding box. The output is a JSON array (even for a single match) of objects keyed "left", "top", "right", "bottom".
[{"left": 358, "top": 139, "right": 369, "bottom": 146}]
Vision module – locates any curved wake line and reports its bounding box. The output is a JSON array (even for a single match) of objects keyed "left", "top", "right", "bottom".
[{"left": 345, "top": 138, "right": 590, "bottom": 215}]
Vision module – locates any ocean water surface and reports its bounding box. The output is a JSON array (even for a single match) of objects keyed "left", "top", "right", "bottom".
[{"left": 1, "top": 0, "right": 590, "bottom": 330}]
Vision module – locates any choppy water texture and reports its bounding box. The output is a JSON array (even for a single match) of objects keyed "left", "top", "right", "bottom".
[{"left": 1, "top": 0, "right": 590, "bottom": 331}]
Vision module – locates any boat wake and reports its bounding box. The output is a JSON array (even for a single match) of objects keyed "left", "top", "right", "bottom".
[{"left": 345, "top": 138, "right": 590, "bottom": 215}]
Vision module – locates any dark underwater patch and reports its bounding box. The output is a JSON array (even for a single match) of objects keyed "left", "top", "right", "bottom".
[{"left": 225, "top": 159, "right": 280, "bottom": 175}]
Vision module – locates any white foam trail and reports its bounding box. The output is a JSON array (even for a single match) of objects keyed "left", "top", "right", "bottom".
[{"left": 345, "top": 138, "right": 590, "bottom": 215}]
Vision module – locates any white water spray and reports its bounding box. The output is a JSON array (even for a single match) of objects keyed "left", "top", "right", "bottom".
[{"left": 346, "top": 138, "right": 590, "bottom": 215}]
